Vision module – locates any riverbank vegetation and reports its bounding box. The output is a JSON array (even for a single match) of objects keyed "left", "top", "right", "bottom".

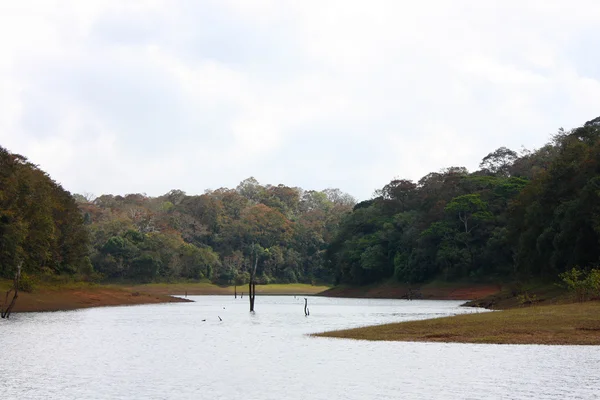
[
  {"left": 1, "top": 143, "right": 353, "bottom": 290},
  {"left": 0, "top": 146, "right": 89, "bottom": 281},
  {"left": 326, "top": 116, "right": 600, "bottom": 296},
  {"left": 3, "top": 115, "right": 600, "bottom": 314},
  {"left": 78, "top": 179, "right": 354, "bottom": 286}
]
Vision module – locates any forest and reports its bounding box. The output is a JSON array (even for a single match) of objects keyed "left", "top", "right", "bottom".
[
  {"left": 328, "top": 116, "right": 600, "bottom": 285},
  {"left": 76, "top": 180, "right": 355, "bottom": 284},
  {"left": 1, "top": 116, "right": 599, "bottom": 287},
  {"left": 0, "top": 146, "right": 89, "bottom": 280}
]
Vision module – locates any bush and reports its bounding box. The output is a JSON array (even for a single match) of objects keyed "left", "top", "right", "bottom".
[
  {"left": 559, "top": 267, "right": 600, "bottom": 302},
  {"left": 517, "top": 292, "right": 538, "bottom": 306},
  {"left": 588, "top": 269, "right": 600, "bottom": 299},
  {"left": 258, "top": 274, "right": 273, "bottom": 285},
  {"left": 282, "top": 267, "right": 298, "bottom": 284},
  {"left": 18, "top": 272, "right": 35, "bottom": 293},
  {"left": 235, "top": 272, "right": 250, "bottom": 286}
]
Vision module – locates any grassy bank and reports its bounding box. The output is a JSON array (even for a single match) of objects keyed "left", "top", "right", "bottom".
[
  {"left": 0, "top": 280, "right": 190, "bottom": 313},
  {"left": 0, "top": 280, "right": 328, "bottom": 313},
  {"left": 124, "top": 282, "right": 330, "bottom": 296},
  {"left": 319, "top": 280, "right": 501, "bottom": 301},
  {"left": 314, "top": 301, "right": 600, "bottom": 345}
]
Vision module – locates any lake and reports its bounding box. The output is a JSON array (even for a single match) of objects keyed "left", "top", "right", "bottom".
[{"left": 1, "top": 296, "right": 599, "bottom": 399}]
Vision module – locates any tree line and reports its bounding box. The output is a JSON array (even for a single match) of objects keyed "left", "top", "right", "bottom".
[
  {"left": 2, "top": 116, "right": 599, "bottom": 287},
  {"left": 0, "top": 146, "right": 89, "bottom": 281},
  {"left": 76, "top": 178, "right": 355, "bottom": 284},
  {"left": 327, "top": 116, "right": 600, "bottom": 285}
]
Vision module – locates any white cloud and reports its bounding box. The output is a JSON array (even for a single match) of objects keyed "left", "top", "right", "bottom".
[{"left": 1, "top": 0, "right": 599, "bottom": 200}]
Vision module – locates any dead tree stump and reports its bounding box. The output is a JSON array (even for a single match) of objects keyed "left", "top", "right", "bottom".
[
  {"left": 1, "top": 262, "right": 22, "bottom": 319},
  {"left": 304, "top": 298, "right": 309, "bottom": 316}
]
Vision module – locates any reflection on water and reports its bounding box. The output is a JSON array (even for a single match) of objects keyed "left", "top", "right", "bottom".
[{"left": 1, "top": 296, "right": 599, "bottom": 400}]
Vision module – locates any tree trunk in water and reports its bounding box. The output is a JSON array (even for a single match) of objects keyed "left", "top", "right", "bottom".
[
  {"left": 249, "top": 247, "right": 258, "bottom": 312},
  {"left": 1, "top": 262, "right": 22, "bottom": 319},
  {"left": 304, "top": 298, "right": 309, "bottom": 316},
  {"left": 249, "top": 281, "right": 254, "bottom": 311}
]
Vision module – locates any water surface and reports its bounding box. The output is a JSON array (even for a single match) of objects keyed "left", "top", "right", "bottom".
[{"left": 1, "top": 296, "right": 599, "bottom": 399}]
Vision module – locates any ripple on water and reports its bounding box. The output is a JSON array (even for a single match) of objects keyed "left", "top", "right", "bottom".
[{"left": 1, "top": 296, "right": 599, "bottom": 400}]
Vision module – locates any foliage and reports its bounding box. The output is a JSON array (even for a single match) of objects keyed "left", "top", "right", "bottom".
[
  {"left": 327, "top": 116, "right": 600, "bottom": 287},
  {"left": 1, "top": 145, "right": 356, "bottom": 286},
  {"left": 0, "top": 146, "right": 89, "bottom": 280},
  {"left": 80, "top": 177, "right": 355, "bottom": 285},
  {"left": 516, "top": 292, "right": 538, "bottom": 306},
  {"left": 559, "top": 267, "right": 600, "bottom": 302},
  {"left": 18, "top": 272, "right": 35, "bottom": 293},
  {"left": 4, "top": 115, "right": 600, "bottom": 290}
]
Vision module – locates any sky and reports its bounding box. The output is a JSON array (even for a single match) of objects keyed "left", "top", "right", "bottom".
[{"left": 1, "top": 0, "right": 599, "bottom": 201}]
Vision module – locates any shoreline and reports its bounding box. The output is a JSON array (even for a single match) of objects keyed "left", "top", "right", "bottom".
[
  {"left": 8, "top": 280, "right": 593, "bottom": 346},
  {"left": 2, "top": 282, "right": 330, "bottom": 314},
  {"left": 314, "top": 300, "right": 600, "bottom": 345},
  {"left": 314, "top": 281, "right": 600, "bottom": 345},
  {"left": 319, "top": 281, "right": 501, "bottom": 301},
  {"left": 125, "top": 282, "right": 330, "bottom": 297},
  {"left": 7, "top": 285, "right": 191, "bottom": 313},
  {"left": 5, "top": 281, "right": 503, "bottom": 314}
]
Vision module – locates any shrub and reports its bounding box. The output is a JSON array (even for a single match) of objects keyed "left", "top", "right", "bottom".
[
  {"left": 559, "top": 267, "right": 600, "bottom": 302},
  {"left": 517, "top": 292, "right": 538, "bottom": 306},
  {"left": 18, "top": 272, "right": 35, "bottom": 293}
]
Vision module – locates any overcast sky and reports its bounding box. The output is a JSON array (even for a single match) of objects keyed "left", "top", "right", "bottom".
[{"left": 1, "top": 1, "right": 599, "bottom": 200}]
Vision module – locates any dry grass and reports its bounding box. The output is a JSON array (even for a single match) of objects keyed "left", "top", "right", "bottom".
[
  {"left": 0, "top": 280, "right": 190, "bottom": 313},
  {"left": 124, "top": 282, "right": 330, "bottom": 296},
  {"left": 0, "top": 280, "right": 328, "bottom": 314},
  {"left": 314, "top": 301, "right": 600, "bottom": 345}
]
